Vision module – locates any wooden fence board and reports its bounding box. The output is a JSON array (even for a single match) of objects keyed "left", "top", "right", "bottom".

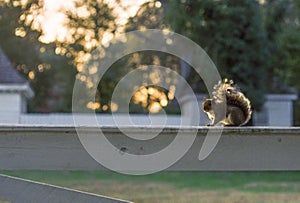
[{"left": 0, "top": 126, "right": 299, "bottom": 171}]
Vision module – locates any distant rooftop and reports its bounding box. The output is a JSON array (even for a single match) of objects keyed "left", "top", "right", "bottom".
[{"left": 0, "top": 47, "right": 27, "bottom": 84}]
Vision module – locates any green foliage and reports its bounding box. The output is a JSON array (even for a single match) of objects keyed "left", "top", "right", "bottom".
[
  {"left": 164, "top": 0, "right": 270, "bottom": 111},
  {"left": 267, "top": 0, "right": 300, "bottom": 125},
  {"left": 262, "top": 0, "right": 290, "bottom": 91},
  {"left": 259, "top": 0, "right": 300, "bottom": 125},
  {"left": 3, "top": 171, "right": 300, "bottom": 193}
]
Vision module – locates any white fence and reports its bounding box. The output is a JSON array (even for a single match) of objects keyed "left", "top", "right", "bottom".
[{"left": 20, "top": 113, "right": 188, "bottom": 126}]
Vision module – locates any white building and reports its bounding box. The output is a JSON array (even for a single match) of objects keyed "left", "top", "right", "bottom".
[{"left": 0, "top": 47, "right": 34, "bottom": 123}]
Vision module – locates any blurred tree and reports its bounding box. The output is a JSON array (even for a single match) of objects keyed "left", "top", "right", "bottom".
[
  {"left": 51, "top": 0, "right": 118, "bottom": 113},
  {"left": 262, "top": 0, "right": 290, "bottom": 91},
  {"left": 268, "top": 0, "right": 300, "bottom": 125},
  {"left": 0, "top": 0, "right": 76, "bottom": 112},
  {"left": 56, "top": 0, "right": 116, "bottom": 68},
  {"left": 258, "top": 0, "right": 300, "bottom": 125},
  {"left": 89, "top": 1, "right": 180, "bottom": 113},
  {"left": 124, "top": 1, "right": 180, "bottom": 113},
  {"left": 164, "top": 0, "right": 270, "bottom": 111},
  {"left": 281, "top": 1, "right": 300, "bottom": 88}
]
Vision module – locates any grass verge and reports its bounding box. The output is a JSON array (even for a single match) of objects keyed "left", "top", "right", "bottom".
[{"left": 1, "top": 171, "right": 300, "bottom": 203}]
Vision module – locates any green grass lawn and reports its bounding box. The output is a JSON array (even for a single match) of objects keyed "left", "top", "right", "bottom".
[{"left": 1, "top": 171, "right": 300, "bottom": 202}]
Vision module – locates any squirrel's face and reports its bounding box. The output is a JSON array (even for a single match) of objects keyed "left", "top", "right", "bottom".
[{"left": 225, "top": 86, "right": 238, "bottom": 95}]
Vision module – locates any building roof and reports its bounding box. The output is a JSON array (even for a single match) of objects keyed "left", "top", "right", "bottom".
[
  {"left": 0, "top": 46, "right": 34, "bottom": 98},
  {"left": 0, "top": 47, "right": 27, "bottom": 84}
]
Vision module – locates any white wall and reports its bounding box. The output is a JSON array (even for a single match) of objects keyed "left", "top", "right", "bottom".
[
  {"left": 0, "top": 93, "right": 22, "bottom": 123},
  {"left": 264, "top": 94, "right": 297, "bottom": 126}
]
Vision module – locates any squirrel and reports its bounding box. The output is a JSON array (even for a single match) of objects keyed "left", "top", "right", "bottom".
[{"left": 202, "top": 79, "right": 252, "bottom": 126}]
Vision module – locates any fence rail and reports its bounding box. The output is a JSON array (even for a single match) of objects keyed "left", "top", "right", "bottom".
[
  {"left": 1, "top": 125, "right": 300, "bottom": 202},
  {"left": 0, "top": 126, "right": 300, "bottom": 171}
]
